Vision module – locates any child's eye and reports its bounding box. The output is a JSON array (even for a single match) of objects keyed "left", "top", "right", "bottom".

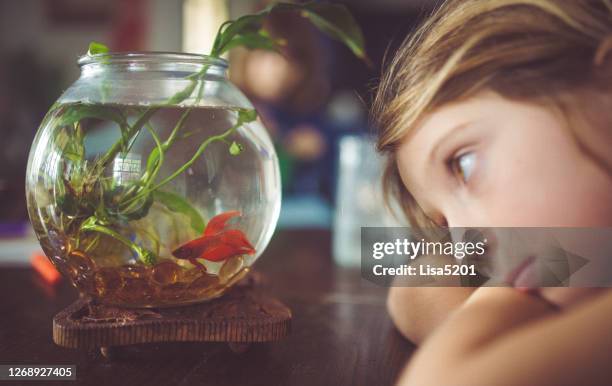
[{"left": 450, "top": 151, "right": 476, "bottom": 183}]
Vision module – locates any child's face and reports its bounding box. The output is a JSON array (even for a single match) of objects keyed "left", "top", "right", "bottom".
[
  {"left": 396, "top": 91, "right": 612, "bottom": 228},
  {"left": 396, "top": 91, "right": 612, "bottom": 305}
]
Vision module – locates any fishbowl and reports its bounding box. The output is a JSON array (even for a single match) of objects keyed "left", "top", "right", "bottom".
[{"left": 25, "top": 52, "right": 281, "bottom": 307}]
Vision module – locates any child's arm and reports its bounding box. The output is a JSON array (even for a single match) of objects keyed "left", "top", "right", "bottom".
[
  {"left": 387, "top": 254, "right": 476, "bottom": 343},
  {"left": 398, "top": 288, "right": 612, "bottom": 386},
  {"left": 387, "top": 287, "right": 475, "bottom": 343}
]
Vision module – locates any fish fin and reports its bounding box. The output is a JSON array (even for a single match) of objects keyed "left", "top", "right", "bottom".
[
  {"left": 189, "top": 258, "right": 207, "bottom": 270},
  {"left": 200, "top": 244, "right": 237, "bottom": 262},
  {"left": 221, "top": 229, "right": 255, "bottom": 251},
  {"left": 203, "top": 210, "right": 241, "bottom": 236},
  {"left": 173, "top": 234, "right": 217, "bottom": 259}
]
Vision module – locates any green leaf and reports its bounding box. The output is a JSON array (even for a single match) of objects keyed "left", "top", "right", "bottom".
[
  {"left": 57, "top": 193, "right": 80, "bottom": 216},
  {"left": 55, "top": 125, "right": 84, "bottom": 163},
  {"left": 56, "top": 104, "right": 132, "bottom": 156},
  {"left": 209, "top": 2, "right": 369, "bottom": 65},
  {"left": 140, "top": 249, "right": 157, "bottom": 265},
  {"left": 229, "top": 141, "right": 243, "bottom": 155},
  {"left": 88, "top": 41, "right": 109, "bottom": 56},
  {"left": 237, "top": 108, "right": 258, "bottom": 125},
  {"left": 80, "top": 216, "right": 157, "bottom": 265},
  {"left": 300, "top": 2, "right": 371, "bottom": 65},
  {"left": 104, "top": 184, "right": 153, "bottom": 221},
  {"left": 211, "top": 12, "right": 269, "bottom": 56},
  {"left": 123, "top": 193, "right": 154, "bottom": 221},
  {"left": 153, "top": 190, "right": 205, "bottom": 234},
  {"left": 221, "top": 30, "right": 285, "bottom": 54},
  {"left": 56, "top": 104, "right": 127, "bottom": 129}
]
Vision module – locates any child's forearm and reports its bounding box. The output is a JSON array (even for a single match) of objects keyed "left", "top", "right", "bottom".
[
  {"left": 387, "top": 287, "right": 475, "bottom": 343},
  {"left": 387, "top": 254, "right": 477, "bottom": 343},
  {"left": 398, "top": 288, "right": 612, "bottom": 386}
]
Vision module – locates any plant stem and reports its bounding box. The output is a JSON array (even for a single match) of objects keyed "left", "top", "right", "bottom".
[
  {"left": 80, "top": 219, "right": 155, "bottom": 265},
  {"left": 140, "top": 108, "right": 192, "bottom": 185},
  {"left": 152, "top": 123, "right": 239, "bottom": 191},
  {"left": 114, "top": 64, "right": 212, "bottom": 213},
  {"left": 96, "top": 108, "right": 159, "bottom": 170},
  {"left": 120, "top": 120, "right": 240, "bottom": 208}
]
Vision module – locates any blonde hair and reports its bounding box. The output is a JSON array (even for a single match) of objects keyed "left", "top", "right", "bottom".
[{"left": 373, "top": 0, "right": 612, "bottom": 232}]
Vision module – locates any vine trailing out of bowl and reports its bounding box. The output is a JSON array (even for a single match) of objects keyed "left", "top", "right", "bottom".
[{"left": 25, "top": 1, "right": 369, "bottom": 307}]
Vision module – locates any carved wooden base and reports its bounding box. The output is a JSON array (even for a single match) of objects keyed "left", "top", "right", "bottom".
[{"left": 53, "top": 274, "right": 291, "bottom": 357}]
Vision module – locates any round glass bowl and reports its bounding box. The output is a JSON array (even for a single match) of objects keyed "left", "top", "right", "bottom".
[{"left": 26, "top": 52, "right": 281, "bottom": 307}]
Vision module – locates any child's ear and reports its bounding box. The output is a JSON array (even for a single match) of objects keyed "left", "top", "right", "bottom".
[{"left": 594, "top": 35, "right": 612, "bottom": 67}]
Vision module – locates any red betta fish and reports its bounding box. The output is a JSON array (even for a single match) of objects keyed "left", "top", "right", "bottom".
[{"left": 172, "top": 211, "right": 255, "bottom": 269}]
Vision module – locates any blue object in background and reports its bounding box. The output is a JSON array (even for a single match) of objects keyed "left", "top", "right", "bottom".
[{"left": 278, "top": 195, "right": 332, "bottom": 229}]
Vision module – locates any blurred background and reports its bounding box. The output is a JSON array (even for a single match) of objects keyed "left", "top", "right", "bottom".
[{"left": 0, "top": 0, "right": 432, "bottom": 266}]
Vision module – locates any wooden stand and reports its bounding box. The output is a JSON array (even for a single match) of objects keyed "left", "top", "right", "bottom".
[{"left": 52, "top": 273, "right": 291, "bottom": 357}]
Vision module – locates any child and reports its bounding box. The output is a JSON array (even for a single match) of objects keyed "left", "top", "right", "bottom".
[{"left": 374, "top": 1, "right": 612, "bottom": 385}]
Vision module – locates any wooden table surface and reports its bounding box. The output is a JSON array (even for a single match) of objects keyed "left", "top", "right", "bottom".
[{"left": 0, "top": 230, "right": 415, "bottom": 386}]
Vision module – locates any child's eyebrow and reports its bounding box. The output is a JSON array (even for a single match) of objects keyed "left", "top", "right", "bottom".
[{"left": 428, "top": 122, "right": 473, "bottom": 164}]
